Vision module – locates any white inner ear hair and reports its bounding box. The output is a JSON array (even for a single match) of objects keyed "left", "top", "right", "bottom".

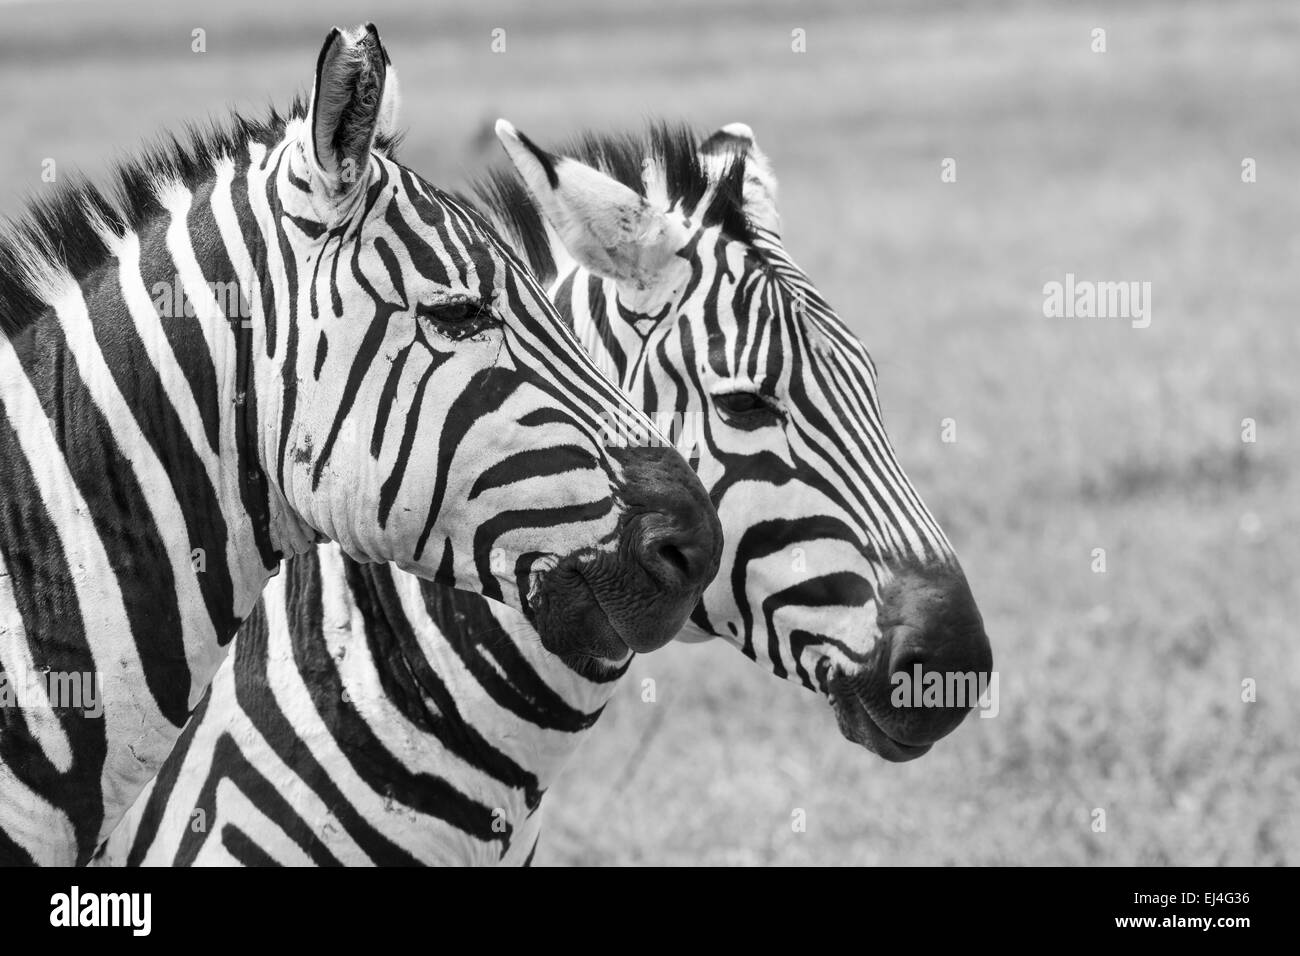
[{"left": 376, "top": 65, "right": 401, "bottom": 144}]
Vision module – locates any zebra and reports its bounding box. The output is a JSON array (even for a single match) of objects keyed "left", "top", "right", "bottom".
[
  {"left": 99, "top": 119, "right": 993, "bottom": 866},
  {"left": 0, "top": 26, "right": 721, "bottom": 866}
]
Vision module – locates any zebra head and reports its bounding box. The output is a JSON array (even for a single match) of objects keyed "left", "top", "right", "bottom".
[
  {"left": 490, "top": 121, "right": 991, "bottom": 759},
  {"left": 253, "top": 27, "right": 721, "bottom": 660}
]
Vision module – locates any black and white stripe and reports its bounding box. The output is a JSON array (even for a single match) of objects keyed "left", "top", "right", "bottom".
[
  {"left": 1, "top": 29, "right": 700, "bottom": 865},
  {"left": 104, "top": 544, "right": 608, "bottom": 865},
  {"left": 101, "top": 122, "right": 991, "bottom": 866}
]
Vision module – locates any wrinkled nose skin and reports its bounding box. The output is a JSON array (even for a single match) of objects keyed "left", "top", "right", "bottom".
[
  {"left": 601, "top": 445, "right": 723, "bottom": 650},
  {"left": 530, "top": 445, "right": 723, "bottom": 661},
  {"left": 620, "top": 447, "right": 722, "bottom": 593},
  {"left": 832, "top": 564, "right": 992, "bottom": 758}
]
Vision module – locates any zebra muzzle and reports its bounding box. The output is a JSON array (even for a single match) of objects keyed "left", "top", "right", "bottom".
[
  {"left": 828, "top": 563, "right": 992, "bottom": 759},
  {"left": 528, "top": 445, "right": 722, "bottom": 661}
]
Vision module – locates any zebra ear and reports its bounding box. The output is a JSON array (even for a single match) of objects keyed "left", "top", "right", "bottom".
[
  {"left": 308, "top": 23, "right": 391, "bottom": 195},
  {"left": 495, "top": 119, "right": 688, "bottom": 288},
  {"left": 701, "top": 123, "right": 781, "bottom": 235}
]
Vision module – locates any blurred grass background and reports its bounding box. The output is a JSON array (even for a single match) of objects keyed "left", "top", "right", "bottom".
[{"left": 1, "top": 0, "right": 1296, "bottom": 865}]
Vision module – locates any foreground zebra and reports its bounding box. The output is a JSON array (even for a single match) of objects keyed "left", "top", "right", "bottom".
[
  {"left": 101, "top": 119, "right": 992, "bottom": 865},
  {"left": 0, "top": 26, "right": 722, "bottom": 866}
]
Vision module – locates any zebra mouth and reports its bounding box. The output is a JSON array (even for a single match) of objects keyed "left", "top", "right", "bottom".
[
  {"left": 827, "top": 669, "right": 933, "bottom": 763},
  {"left": 527, "top": 518, "right": 710, "bottom": 662},
  {"left": 528, "top": 557, "right": 634, "bottom": 662}
]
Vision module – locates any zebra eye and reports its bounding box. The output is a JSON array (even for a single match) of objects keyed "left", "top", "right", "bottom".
[
  {"left": 714, "top": 390, "right": 780, "bottom": 428},
  {"left": 433, "top": 301, "right": 473, "bottom": 322},
  {"left": 415, "top": 296, "right": 496, "bottom": 339}
]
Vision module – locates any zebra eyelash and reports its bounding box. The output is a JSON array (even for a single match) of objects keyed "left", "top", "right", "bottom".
[
  {"left": 712, "top": 388, "right": 785, "bottom": 428},
  {"left": 414, "top": 294, "right": 500, "bottom": 339}
]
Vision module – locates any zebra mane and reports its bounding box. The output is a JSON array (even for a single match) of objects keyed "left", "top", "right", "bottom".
[
  {"left": 464, "top": 122, "right": 754, "bottom": 286},
  {"left": 0, "top": 95, "right": 401, "bottom": 341}
]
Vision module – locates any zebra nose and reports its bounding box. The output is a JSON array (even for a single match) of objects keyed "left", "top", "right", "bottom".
[
  {"left": 615, "top": 444, "right": 722, "bottom": 593},
  {"left": 634, "top": 518, "right": 717, "bottom": 591},
  {"left": 603, "top": 444, "right": 722, "bottom": 651},
  {"left": 872, "top": 564, "right": 992, "bottom": 746}
]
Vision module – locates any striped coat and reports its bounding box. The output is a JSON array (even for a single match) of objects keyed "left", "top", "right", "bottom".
[
  {"left": 101, "top": 120, "right": 991, "bottom": 866},
  {"left": 0, "top": 26, "right": 718, "bottom": 865}
]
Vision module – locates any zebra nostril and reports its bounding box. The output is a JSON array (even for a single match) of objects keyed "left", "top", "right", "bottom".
[
  {"left": 610, "top": 444, "right": 723, "bottom": 594},
  {"left": 657, "top": 542, "right": 691, "bottom": 579},
  {"left": 884, "top": 614, "right": 991, "bottom": 690},
  {"left": 637, "top": 526, "right": 713, "bottom": 590},
  {"left": 888, "top": 649, "right": 926, "bottom": 679}
]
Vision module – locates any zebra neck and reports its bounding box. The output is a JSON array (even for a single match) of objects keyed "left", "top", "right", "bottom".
[
  {"left": 414, "top": 577, "right": 628, "bottom": 719},
  {"left": 265, "top": 548, "right": 623, "bottom": 821},
  {"left": 339, "top": 550, "right": 625, "bottom": 788},
  {"left": 0, "top": 183, "right": 286, "bottom": 859}
]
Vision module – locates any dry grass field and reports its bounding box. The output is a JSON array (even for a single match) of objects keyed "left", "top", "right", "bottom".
[{"left": 1, "top": 0, "right": 1295, "bottom": 864}]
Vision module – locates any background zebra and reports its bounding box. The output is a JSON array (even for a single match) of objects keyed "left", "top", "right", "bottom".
[
  {"left": 101, "top": 119, "right": 991, "bottom": 865},
  {"left": 0, "top": 25, "right": 720, "bottom": 866}
]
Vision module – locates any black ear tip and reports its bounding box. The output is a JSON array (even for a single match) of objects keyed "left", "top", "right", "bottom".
[
  {"left": 315, "top": 27, "right": 344, "bottom": 86},
  {"left": 514, "top": 129, "right": 560, "bottom": 190},
  {"left": 361, "top": 22, "right": 390, "bottom": 64},
  {"left": 514, "top": 128, "right": 545, "bottom": 156}
]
